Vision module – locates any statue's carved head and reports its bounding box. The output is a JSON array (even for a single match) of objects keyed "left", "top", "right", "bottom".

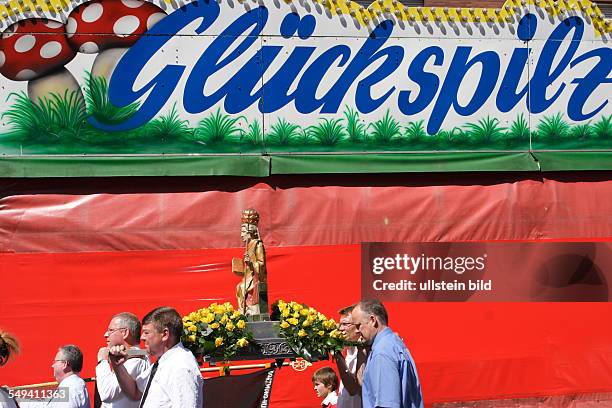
[
  {"left": 241, "top": 223, "right": 259, "bottom": 242},
  {"left": 240, "top": 209, "right": 260, "bottom": 242}
]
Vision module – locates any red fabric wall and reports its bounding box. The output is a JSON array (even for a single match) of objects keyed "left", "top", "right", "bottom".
[{"left": 1, "top": 173, "right": 611, "bottom": 406}]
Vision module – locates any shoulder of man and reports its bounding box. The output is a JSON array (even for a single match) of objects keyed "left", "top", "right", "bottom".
[{"left": 125, "top": 356, "right": 152, "bottom": 375}]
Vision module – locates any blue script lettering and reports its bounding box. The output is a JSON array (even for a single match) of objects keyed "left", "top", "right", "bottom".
[{"left": 99, "top": 2, "right": 610, "bottom": 134}]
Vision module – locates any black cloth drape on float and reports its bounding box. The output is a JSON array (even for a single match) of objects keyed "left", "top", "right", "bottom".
[{"left": 203, "top": 368, "right": 276, "bottom": 408}]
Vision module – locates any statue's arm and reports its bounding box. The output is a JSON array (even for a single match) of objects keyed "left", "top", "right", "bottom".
[{"left": 251, "top": 241, "right": 266, "bottom": 280}]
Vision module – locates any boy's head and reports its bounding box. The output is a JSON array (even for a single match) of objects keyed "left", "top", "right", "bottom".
[{"left": 312, "top": 366, "right": 339, "bottom": 399}]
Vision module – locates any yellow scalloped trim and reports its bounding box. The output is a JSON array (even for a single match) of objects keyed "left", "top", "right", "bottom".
[{"left": 0, "top": 0, "right": 610, "bottom": 35}]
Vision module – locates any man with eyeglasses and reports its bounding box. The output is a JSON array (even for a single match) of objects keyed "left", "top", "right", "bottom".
[
  {"left": 352, "top": 300, "right": 423, "bottom": 408},
  {"left": 334, "top": 304, "right": 368, "bottom": 408},
  {"left": 47, "top": 345, "right": 90, "bottom": 408},
  {"left": 96, "top": 313, "right": 150, "bottom": 408}
]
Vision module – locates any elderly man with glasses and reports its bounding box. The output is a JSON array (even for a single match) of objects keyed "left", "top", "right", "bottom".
[
  {"left": 48, "top": 345, "right": 90, "bottom": 408},
  {"left": 334, "top": 304, "right": 368, "bottom": 408},
  {"left": 352, "top": 300, "right": 423, "bottom": 408},
  {"left": 96, "top": 312, "right": 150, "bottom": 408}
]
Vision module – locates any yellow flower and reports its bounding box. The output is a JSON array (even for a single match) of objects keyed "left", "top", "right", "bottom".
[
  {"left": 318, "top": 330, "right": 325, "bottom": 336},
  {"left": 211, "top": 322, "right": 220, "bottom": 329},
  {"left": 288, "top": 318, "right": 299, "bottom": 326},
  {"left": 215, "top": 337, "right": 224, "bottom": 347},
  {"left": 237, "top": 320, "right": 246, "bottom": 329},
  {"left": 231, "top": 311, "right": 241, "bottom": 319},
  {"left": 188, "top": 334, "right": 196, "bottom": 342},
  {"left": 298, "top": 329, "right": 307, "bottom": 337},
  {"left": 182, "top": 316, "right": 190, "bottom": 323},
  {"left": 281, "top": 310, "right": 290, "bottom": 318},
  {"left": 280, "top": 321, "right": 290, "bottom": 329},
  {"left": 302, "top": 320, "right": 311, "bottom": 327},
  {"left": 224, "top": 302, "right": 234, "bottom": 312},
  {"left": 323, "top": 319, "right": 336, "bottom": 330},
  {"left": 292, "top": 312, "right": 300, "bottom": 318},
  {"left": 188, "top": 325, "right": 197, "bottom": 333},
  {"left": 204, "top": 313, "right": 215, "bottom": 324},
  {"left": 236, "top": 338, "right": 249, "bottom": 347},
  {"left": 220, "top": 314, "right": 229, "bottom": 324},
  {"left": 300, "top": 309, "right": 309, "bottom": 316},
  {"left": 293, "top": 304, "right": 303, "bottom": 311},
  {"left": 226, "top": 322, "right": 235, "bottom": 332}
]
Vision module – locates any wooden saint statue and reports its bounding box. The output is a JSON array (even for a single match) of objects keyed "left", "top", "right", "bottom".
[{"left": 233, "top": 209, "right": 269, "bottom": 319}]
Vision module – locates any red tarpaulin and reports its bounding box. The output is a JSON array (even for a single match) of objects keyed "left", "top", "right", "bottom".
[{"left": 1, "top": 173, "right": 611, "bottom": 406}]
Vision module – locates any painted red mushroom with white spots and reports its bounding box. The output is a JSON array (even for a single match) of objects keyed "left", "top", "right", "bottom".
[
  {"left": 0, "top": 19, "right": 84, "bottom": 106},
  {"left": 66, "top": 0, "right": 166, "bottom": 81}
]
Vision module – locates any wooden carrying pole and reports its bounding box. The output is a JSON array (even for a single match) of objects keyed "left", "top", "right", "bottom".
[{"left": 9, "top": 361, "right": 289, "bottom": 390}]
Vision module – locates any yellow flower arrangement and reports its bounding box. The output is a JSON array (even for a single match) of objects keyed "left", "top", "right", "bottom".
[
  {"left": 272, "top": 300, "right": 348, "bottom": 361},
  {"left": 182, "top": 302, "right": 253, "bottom": 361}
]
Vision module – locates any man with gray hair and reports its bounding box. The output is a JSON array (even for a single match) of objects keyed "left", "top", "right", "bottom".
[
  {"left": 49, "top": 345, "right": 90, "bottom": 408},
  {"left": 352, "top": 300, "right": 423, "bottom": 408},
  {"left": 96, "top": 312, "right": 151, "bottom": 408},
  {"left": 335, "top": 304, "right": 367, "bottom": 408}
]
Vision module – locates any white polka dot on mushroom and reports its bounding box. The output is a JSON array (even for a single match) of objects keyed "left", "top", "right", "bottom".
[
  {"left": 16, "top": 69, "right": 37, "bottom": 80},
  {"left": 114, "top": 15, "right": 140, "bottom": 36},
  {"left": 45, "top": 21, "right": 63, "bottom": 29},
  {"left": 66, "top": 17, "right": 77, "bottom": 37},
  {"left": 14, "top": 35, "right": 36, "bottom": 53},
  {"left": 121, "top": 0, "right": 144, "bottom": 8},
  {"left": 40, "top": 41, "right": 62, "bottom": 59},
  {"left": 79, "top": 42, "right": 99, "bottom": 53},
  {"left": 147, "top": 13, "right": 166, "bottom": 30},
  {"left": 82, "top": 2, "right": 104, "bottom": 23},
  {"left": 0, "top": 51, "right": 5, "bottom": 68}
]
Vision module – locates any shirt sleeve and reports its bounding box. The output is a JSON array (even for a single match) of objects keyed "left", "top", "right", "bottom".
[
  {"left": 369, "top": 353, "right": 401, "bottom": 408},
  {"left": 71, "top": 384, "right": 90, "bottom": 408},
  {"left": 95, "top": 361, "right": 121, "bottom": 402},
  {"left": 135, "top": 363, "right": 152, "bottom": 393},
  {"left": 166, "top": 367, "right": 203, "bottom": 408}
]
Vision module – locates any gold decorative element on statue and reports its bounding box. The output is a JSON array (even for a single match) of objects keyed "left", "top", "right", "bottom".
[{"left": 233, "top": 209, "right": 269, "bottom": 320}]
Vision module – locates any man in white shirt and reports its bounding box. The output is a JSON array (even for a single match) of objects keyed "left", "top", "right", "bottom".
[
  {"left": 108, "top": 306, "right": 203, "bottom": 408},
  {"left": 49, "top": 345, "right": 91, "bottom": 408},
  {"left": 334, "top": 305, "right": 367, "bottom": 408},
  {"left": 96, "top": 312, "right": 150, "bottom": 408}
]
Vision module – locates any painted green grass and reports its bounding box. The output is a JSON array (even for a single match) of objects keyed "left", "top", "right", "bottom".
[
  {"left": 148, "top": 103, "right": 194, "bottom": 140},
  {"left": 464, "top": 116, "right": 506, "bottom": 144},
  {"left": 535, "top": 113, "right": 570, "bottom": 140},
  {"left": 194, "top": 108, "right": 243, "bottom": 145},
  {"left": 344, "top": 106, "right": 366, "bottom": 143},
  {"left": 2, "top": 91, "right": 87, "bottom": 140},
  {"left": 593, "top": 116, "right": 612, "bottom": 139},
  {"left": 308, "top": 118, "right": 346, "bottom": 146},
  {"left": 84, "top": 73, "right": 140, "bottom": 125},
  {"left": 266, "top": 118, "right": 301, "bottom": 146},
  {"left": 369, "top": 110, "right": 402, "bottom": 144},
  {"left": 240, "top": 119, "right": 264, "bottom": 147},
  {"left": 1, "top": 86, "right": 610, "bottom": 153},
  {"left": 508, "top": 114, "right": 530, "bottom": 141},
  {"left": 404, "top": 120, "right": 427, "bottom": 143}
]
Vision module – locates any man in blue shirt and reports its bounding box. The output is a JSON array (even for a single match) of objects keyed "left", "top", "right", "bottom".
[{"left": 352, "top": 300, "right": 423, "bottom": 408}]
